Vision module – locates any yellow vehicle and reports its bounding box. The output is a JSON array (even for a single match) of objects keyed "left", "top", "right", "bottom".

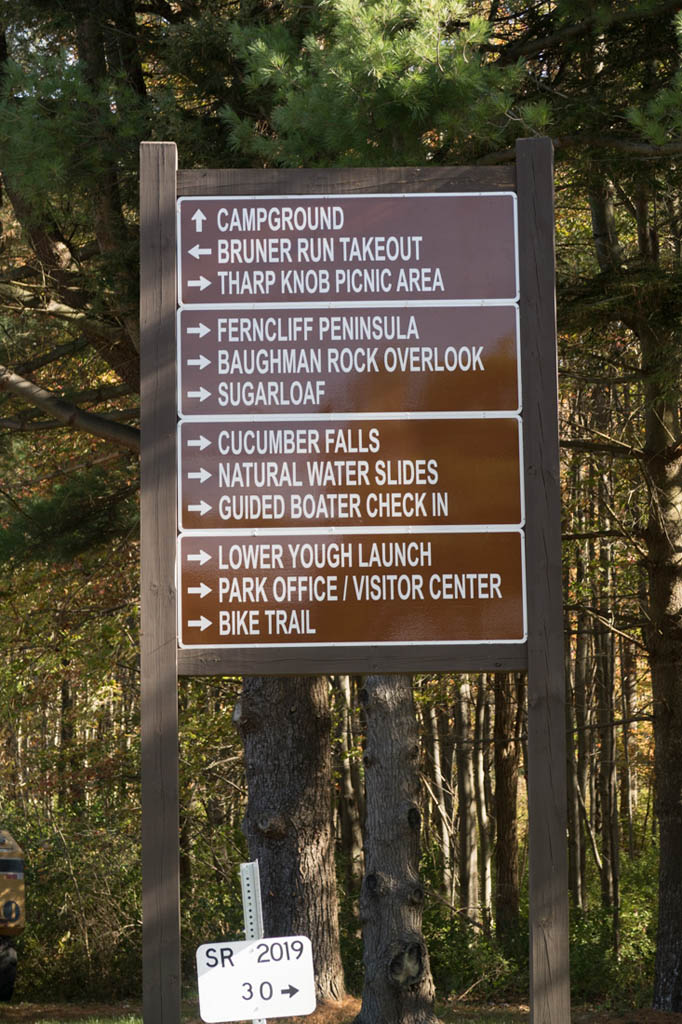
[{"left": 0, "top": 830, "right": 24, "bottom": 1002}]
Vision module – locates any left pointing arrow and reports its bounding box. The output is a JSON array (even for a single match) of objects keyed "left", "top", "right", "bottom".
[
  {"left": 188, "top": 616, "right": 211, "bottom": 631},
  {"left": 188, "top": 244, "right": 213, "bottom": 259}
]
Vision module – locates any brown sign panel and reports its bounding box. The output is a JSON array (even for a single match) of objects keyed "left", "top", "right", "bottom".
[
  {"left": 179, "top": 417, "right": 523, "bottom": 531},
  {"left": 179, "top": 531, "right": 526, "bottom": 648},
  {"left": 177, "top": 194, "right": 518, "bottom": 305},
  {"left": 178, "top": 305, "right": 520, "bottom": 417}
]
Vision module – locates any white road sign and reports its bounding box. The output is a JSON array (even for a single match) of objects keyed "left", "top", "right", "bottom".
[{"left": 196, "top": 936, "right": 316, "bottom": 1023}]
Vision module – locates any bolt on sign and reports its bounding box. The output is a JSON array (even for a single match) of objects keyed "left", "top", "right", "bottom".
[{"left": 175, "top": 192, "right": 526, "bottom": 651}]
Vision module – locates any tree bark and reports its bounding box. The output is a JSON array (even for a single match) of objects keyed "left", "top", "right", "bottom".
[
  {"left": 355, "top": 674, "right": 438, "bottom": 1024},
  {"left": 455, "top": 679, "right": 479, "bottom": 926},
  {"left": 235, "top": 675, "right": 345, "bottom": 1003},
  {"left": 422, "top": 699, "right": 453, "bottom": 900},
  {"left": 474, "top": 677, "right": 492, "bottom": 932},
  {"left": 637, "top": 318, "right": 682, "bottom": 1011},
  {"left": 493, "top": 672, "right": 520, "bottom": 951},
  {"left": 335, "top": 674, "right": 364, "bottom": 891}
]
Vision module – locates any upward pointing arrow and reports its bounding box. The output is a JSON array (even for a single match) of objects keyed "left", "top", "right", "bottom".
[{"left": 191, "top": 209, "right": 207, "bottom": 232}]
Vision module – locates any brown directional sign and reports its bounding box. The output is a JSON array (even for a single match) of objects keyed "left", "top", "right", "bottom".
[
  {"left": 178, "top": 304, "right": 520, "bottom": 418},
  {"left": 177, "top": 194, "right": 518, "bottom": 305},
  {"left": 178, "top": 530, "right": 526, "bottom": 648},
  {"left": 178, "top": 417, "right": 523, "bottom": 532}
]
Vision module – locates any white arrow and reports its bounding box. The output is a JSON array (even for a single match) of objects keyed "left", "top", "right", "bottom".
[
  {"left": 187, "top": 387, "right": 211, "bottom": 402},
  {"left": 187, "top": 435, "right": 211, "bottom": 451},
  {"left": 187, "top": 468, "right": 212, "bottom": 483},
  {"left": 187, "top": 323, "right": 211, "bottom": 338},
  {"left": 188, "top": 276, "right": 211, "bottom": 291},
  {"left": 187, "top": 582, "right": 212, "bottom": 599},
  {"left": 188, "top": 244, "right": 212, "bottom": 260},
  {"left": 191, "top": 209, "right": 207, "bottom": 232},
  {"left": 187, "top": 354, "right": 211, "bottom": 370},
  {"left": 188, "top": 616, "right": 212, "bottom": 631},
  {"left": 187, "top": 549, "right": 212, "bottom": 565},
  {"left": 188, "top": 500, "right": 212, "bottom": 516}
]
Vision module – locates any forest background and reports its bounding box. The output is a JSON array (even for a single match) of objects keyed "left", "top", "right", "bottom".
[{"left": 2, "top": 0, "right": 682, "bottom": 1014}]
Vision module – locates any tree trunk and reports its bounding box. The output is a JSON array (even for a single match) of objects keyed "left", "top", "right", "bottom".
[
  {"left": 422, "top": 699, "right": 453, "bottom": 900},
  {"left": 474, "top": 677, "right": 492, "bottom": 932},
  {"left": 355, "top": 674, "right": 438, "bottom": 1024},
  {"left": 573, "top": 535, "right": 591, "bottom": 908},
  {"left": 619, "top": 636, "right": 637, "bottom": 858},
  {"left": 454, "top": 679, "right": 479, "bottom": 927},
  {"left": 493, "top": 672, "right": 520, "bottom": 951},
  {"left": 235, "top": 675, "right": 345, "bottom": 1003},
  {"left": 638, "top": 319, "right": 682, "bottom": 1010},
  {"left": 335, "top": 674, "right": 365, "bottom": 891}
]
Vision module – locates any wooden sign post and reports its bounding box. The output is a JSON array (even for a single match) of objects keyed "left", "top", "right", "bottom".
[{"left": 140, "top": 138, "right": 569, "bottom": 1024}]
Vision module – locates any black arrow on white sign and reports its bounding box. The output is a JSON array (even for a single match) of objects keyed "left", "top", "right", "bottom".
[{"left": 281, "top": 985, "right": 299, "bottom": 999}]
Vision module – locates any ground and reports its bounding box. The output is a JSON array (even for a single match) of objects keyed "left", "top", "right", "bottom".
[{"left": 0, "top": 998, "right": 681, "bottom": 1023}]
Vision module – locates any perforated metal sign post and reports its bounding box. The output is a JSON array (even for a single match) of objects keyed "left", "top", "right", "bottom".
[
  {"left": 240, "top": 861, "right": 265, "bottom": 1024},
  {"left": 140, "top": 139, "right": 570, "bottom": 1024}
]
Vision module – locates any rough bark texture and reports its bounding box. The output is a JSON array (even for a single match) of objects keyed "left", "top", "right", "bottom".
[
  {"left": 493, "top": 672, "right": 520, "bottom": 951},
  {"left": 356, "top": 674, "right": 439, "bottom": 1024},
  {"left": 336, "top": 675, "right": 365, "bottom": 890},
  {"left": 640, "top": 322, "right": 682, "bottom": 1011},
  {"left": 455, "top": 680, "right": 479, "bottom": 926},
  {"left": 235, "top": 675, "right": 345, "bottom": 1003},
  {"left": 474, "top": 678, "right": 492, "bottom": 930}
]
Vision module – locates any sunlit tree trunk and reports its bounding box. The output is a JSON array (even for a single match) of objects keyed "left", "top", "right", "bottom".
[
  {"left": 236, "top": 675, "right": 345, "bottom": 1003},
  {"left": 355, "top": 674, "right": 438, "bottom": 1024}
]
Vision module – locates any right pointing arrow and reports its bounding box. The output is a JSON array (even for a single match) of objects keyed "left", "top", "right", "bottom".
[
  {"left": 187, "top": 323, "right": 211, "bottom": 338},
  {"left": 281, "top": 985, "right": 299, "bottom": 999},
  {"left": 188, "top": 616, "right": 211, "bottom": 631},
  {"left": 187, "top": 435, "right": 211, "bottom": 451},
  {"left": 187, "top": 549, "right": 211, "bottom": 565},
  {"left": 187, "top": 354, "right": 211, "bottom": 370},
  {"left": 188, "top": 500, "right": 212, "bottom": 516},
  {"left": 188, "top": 276, "right": 211, "bottom": 291}
]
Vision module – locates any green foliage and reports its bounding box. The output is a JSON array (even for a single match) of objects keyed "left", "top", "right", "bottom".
[
  {"left": 569, "top": 843, "right": 658, "bottom": 1007},
  {"left": 423, "top": 904, "right": 528, "bottom": 1001},
  {"left": 3, "top": 802, "right": 142, "bottom": 1000},
  {"left": 0, "top": 457, "right": 138, "bottom": 563},
  {"left": 626, "top": 14, "right": 682, "bottom": 146},
  {"left": 222, "top": 0, "right": 523, "bottom": 166}
]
